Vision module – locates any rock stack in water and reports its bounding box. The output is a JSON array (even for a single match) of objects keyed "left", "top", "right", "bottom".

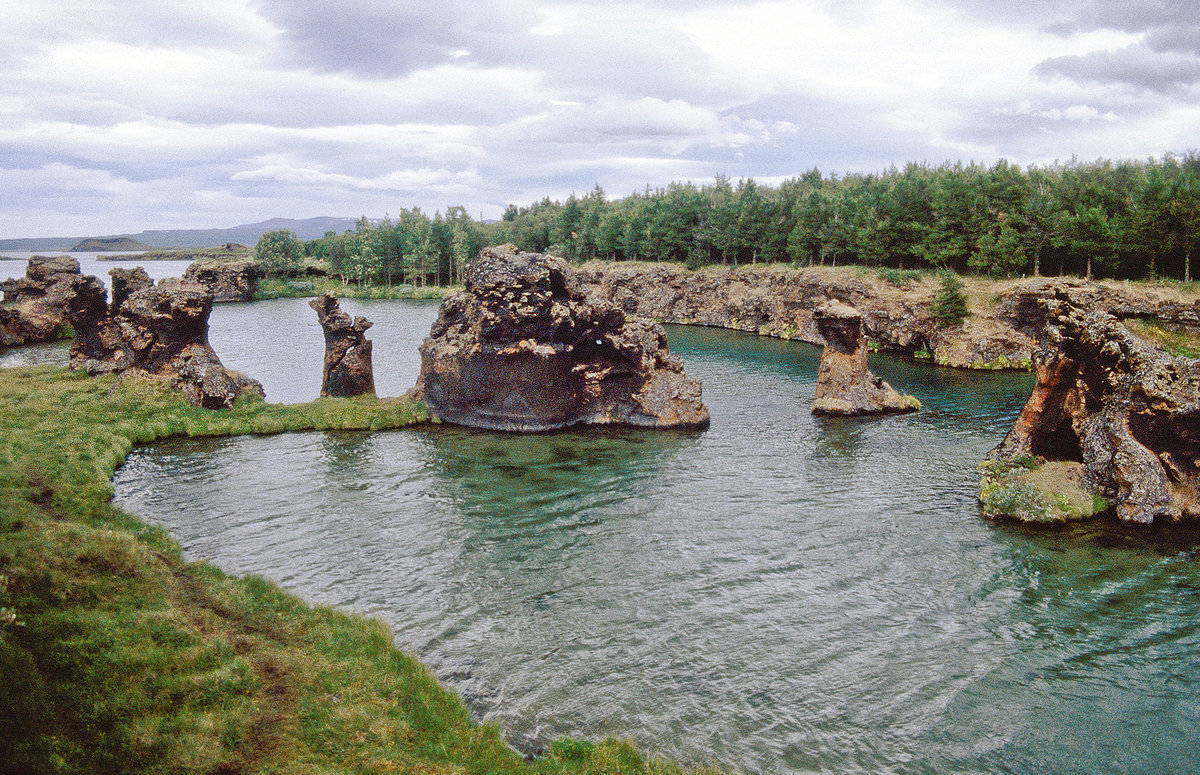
[
  {"left": 183, "top": 259, "right": 263, "bottom": 302},
  {"left": 309, "top": 293, "right": 375, "bottom": 397},
  {"left": 811, "top": 299, "right": 920, "bottom": 416},
  {"left": 414, "top": 244, "right": 709, "bottom": 431},
  {"left": 985, "top": 288, "right": 1200, "bottom": 524},
  {"left": 0, "top": 255, "right": 81, "bottom": 347},
  {"left": 62, "top": 274, "right": 263, "bottom": 409}
]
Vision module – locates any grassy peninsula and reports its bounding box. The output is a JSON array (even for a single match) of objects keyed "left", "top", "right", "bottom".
[
  {"left": 0, "top": 366, "right": 707, "bottom": 775},
  {"left": 101, "top": 244, "right": 255, "bottom": 262}
]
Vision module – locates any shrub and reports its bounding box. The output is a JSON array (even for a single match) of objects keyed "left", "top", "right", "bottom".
[
  {"left": 931, "top": 271, "right": 969, "bottom": 328},
  {"left": 255, "top": 229, "right": 303, "bottom": 276},
  {"left": 877, "top": 267, "right": 923, "bottom": 288}
]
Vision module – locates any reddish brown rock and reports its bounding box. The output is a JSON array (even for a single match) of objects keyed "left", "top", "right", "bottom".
[
  {"left": 309, "top": 293, "right": 375, "bottom": 397},
  {"left": 0, "top": 303, "right": 67, "bottom": 347},
  {"left": 62, "top": 275, "right": 263, "bottom": 409},
  {"left": 811, "top": 300, "right": 920, "bottom": 416},
  {"left": 986, "top": 288, "right": 1200, "bottom": 524},
  {"left": 415, "top": 245, "right": 709, "bottom": 432}
]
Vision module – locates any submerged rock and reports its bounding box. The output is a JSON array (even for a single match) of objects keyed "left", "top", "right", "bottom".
[
  {"left": 984, "top": 288, "right": 1200, "bottom": 524},
  {"left": 0, "top": 255, "right": 81, "bottom": 347},
  {"left": 63, "top": 274, "right": 263, "bottom": 409},
  {"left": 182, "top": 259, "right": 262, "bottom": 302},
  {"left": 414, "top": 244, "right": 709, "bottom": 431},
  {"left": 811, "top": 299, "right": 920, "bottom": 416},
  {"left": 309, "top": 293, "right": 375, "bottom": 397}
]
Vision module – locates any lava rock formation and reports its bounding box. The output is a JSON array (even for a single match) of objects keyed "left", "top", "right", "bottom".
[
  {"left": 415, "top": 245, "right": 709, "bottom": 431},
  {"left": 811, "top": 299, "right": 920, "bottom": 416},
  {"left": 63, "top": 274, "right": 263, "bottom": 409},
  {"left": 310, "top": 293, "right": 375, "bottom": 398},
  {"left": 987, "top": 287, "right": 1200, "bottom": 523}
]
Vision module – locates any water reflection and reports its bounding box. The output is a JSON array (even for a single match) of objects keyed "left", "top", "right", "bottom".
[{"left": 415, "top": 424, "right": 700, "bottom": 523}]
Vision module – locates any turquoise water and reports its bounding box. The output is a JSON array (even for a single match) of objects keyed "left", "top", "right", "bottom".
[{"left": 108, "top": 301, "right": 1200, "bottom": 774}]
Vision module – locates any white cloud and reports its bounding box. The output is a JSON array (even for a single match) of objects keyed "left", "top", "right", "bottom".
[
  {"left": 1, "top": 0, "right": 1198, "bottom": 237},
  {"left": 230, "top": 158, "right": 483, "bottom": 194},
  {"left": 1000, "top": 102, "right": 1121, "bottom": 122}
]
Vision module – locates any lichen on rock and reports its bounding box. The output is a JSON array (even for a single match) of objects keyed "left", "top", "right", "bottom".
[
  {"left": 0, "top": 255, "right": 82, "bottom": 347},
  {"left": 309, "top": 293, "right": 375, "bottom": 398},
  {"left": 811, "top": 299, "right": 920, "bottom": 416},
  {"left": 414, "top": 245, "right": 709, "bottom": 432},
  {"left": 984, "top": 286, "right": 1200, "bottom": 524}
]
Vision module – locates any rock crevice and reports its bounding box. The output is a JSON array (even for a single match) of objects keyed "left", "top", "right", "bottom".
[
  {"left": 309, "top": 293, "right": 375, "bottom": 398},
  {"left": 986, "top": 286, "right": 1200, "bottom": 524}
]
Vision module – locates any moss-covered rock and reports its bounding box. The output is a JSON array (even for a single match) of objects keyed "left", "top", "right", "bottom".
[{"left": 979, "top": 458, "right": 1110, "bottom": 522}]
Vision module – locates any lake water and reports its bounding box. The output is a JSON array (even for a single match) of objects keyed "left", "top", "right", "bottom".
[{"left": 94, "top": 299, "right": 1200, "bottom": 774}]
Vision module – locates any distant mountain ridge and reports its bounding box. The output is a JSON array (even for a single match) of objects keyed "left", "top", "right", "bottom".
[{"left": 0, "top": 217, "right": 362, "bottom": 251}]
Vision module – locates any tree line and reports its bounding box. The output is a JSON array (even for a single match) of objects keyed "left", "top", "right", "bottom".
[
  {"left": 258, "top": 153, "right": 1200, "bottom": 285},
  {"left": 257, "top": 207, "right": 489, "bottom": 288}
]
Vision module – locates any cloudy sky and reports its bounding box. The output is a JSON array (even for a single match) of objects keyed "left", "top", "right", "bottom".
[{"left": 2, "top": 0, "right": 1198, "bottom": 237}]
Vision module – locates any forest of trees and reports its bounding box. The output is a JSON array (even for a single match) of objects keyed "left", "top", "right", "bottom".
[{"left": 268, "top": 153, "right": 1200, "bottom": 287}]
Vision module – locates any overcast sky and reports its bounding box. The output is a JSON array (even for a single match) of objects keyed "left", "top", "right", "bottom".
[{"left": 2, "top": 0, "right": 1198, "bottom": 237}]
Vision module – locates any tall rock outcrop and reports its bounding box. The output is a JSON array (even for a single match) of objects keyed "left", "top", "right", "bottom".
[
  {"left": 0, "top": 255, "right": 81, "bottom": 347},
  {"left": 309, "top": 293, "right": 375, "bottom": 397},
  {"left": 811, "top": 300, "right": 920, "bottom": 415},
  {"left": 182, "top": 259, "right": 262, "bottom": 302},
  {"left": 415, "top": 245, "right": 709, "bottom": 432},
  {"left": 984, "top": 288, "right": 1200, "bottom": 524},
  {"left": 63, "top": 275, "right": 264, "bottom": 409}
]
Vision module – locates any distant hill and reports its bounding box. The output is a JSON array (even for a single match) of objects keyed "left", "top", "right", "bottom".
[
  {"left": 0, "top": 217, "right": 362, "bottom": 252},
  {"left": 69, "top": 236, "right": 153, "bottom": 252}
]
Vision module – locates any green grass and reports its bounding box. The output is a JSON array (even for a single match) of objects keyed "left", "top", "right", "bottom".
[
  {"left": 257, "top": 277, "right": 457, "bottom": 301},
  {"left": 978, "top": 457, "right": 1110, "bottom": 523},
  {"left": 0, "top": 366, "right": 716, "bottom": 775},
  {"left": 874, "top": 267, "right": 925, "bottom": 288},
  {"left": 1126, "top": 318, "right": 1200, "bottom": 359}
]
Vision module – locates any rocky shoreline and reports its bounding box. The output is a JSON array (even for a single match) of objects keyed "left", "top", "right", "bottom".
[
  {"left": 577, "top": 262, "right": 1200, "bottom": 370},
  {"left": 6, "top": 256, "right": 1199, "bottom": 373}
]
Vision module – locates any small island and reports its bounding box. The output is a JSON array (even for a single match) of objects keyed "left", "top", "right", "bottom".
[{"left": 68, "top": 236, "right": 153, "bottom": 252}]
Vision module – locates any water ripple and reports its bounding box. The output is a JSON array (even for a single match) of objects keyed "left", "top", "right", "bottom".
[{"left": 111, "top": 306, "right": 1200, "bottom": 775}]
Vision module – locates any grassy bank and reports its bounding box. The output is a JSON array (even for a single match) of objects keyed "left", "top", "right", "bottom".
[{"left": 0, "top": 367, "right": 710, "bottom": 775}]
